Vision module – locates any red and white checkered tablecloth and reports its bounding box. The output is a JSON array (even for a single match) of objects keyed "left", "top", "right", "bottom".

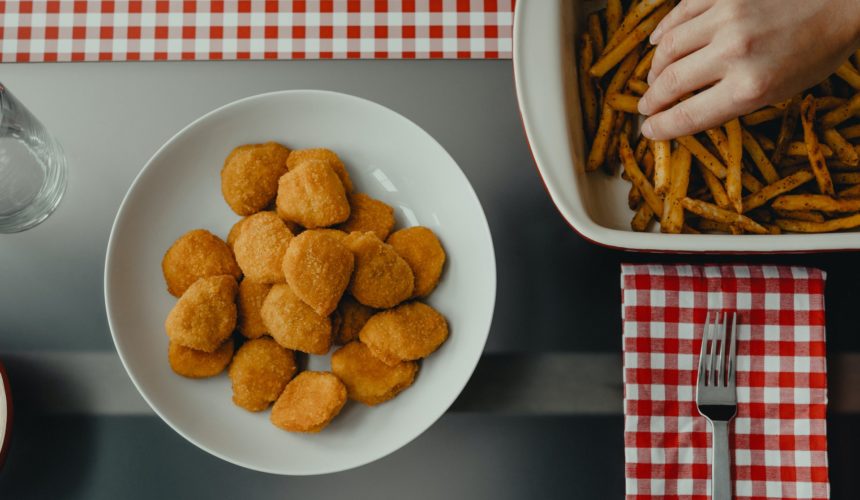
[
  {"left": 621, "top": 264, "right": 830, "bottom": 500},
  {"left": 0, "top": 1, "right": 514, "bottom": 62}
]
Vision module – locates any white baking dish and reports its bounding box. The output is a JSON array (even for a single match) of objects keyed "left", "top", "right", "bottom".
[{"left": 513, "top": 0, "right": 860, "bottom": 252}]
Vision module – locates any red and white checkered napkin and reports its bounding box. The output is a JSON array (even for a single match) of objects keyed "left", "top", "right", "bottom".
[{"left": 621, "top": 264, "right": 830, "bottom": 500}]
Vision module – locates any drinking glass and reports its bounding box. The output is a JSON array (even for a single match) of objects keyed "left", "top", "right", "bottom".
[{"left": 0, "top": 82, "right": 67, "bottom": 233}]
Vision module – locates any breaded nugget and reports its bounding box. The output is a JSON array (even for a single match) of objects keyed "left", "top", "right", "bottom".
[
  {"left": 270, "top": 371, "right": 347, "bottom": 433},
  {"left": 229, "top": 337, "right": 297, "bottom": 412},
  {"left": 165, "top": 275, "right": 238, "bottom": 352},
  {"left": 282, "top": 230, "right": 354, "bottom": 316},
  {"left": 331, "top": 342, "right": 418, "bottom": 405},
  {"left": 312, "top": 228, "right": 349, "bottom": 242},
  {"left": 286, "top": 148, "right": 353, "bottom": 192},
  {"left": 168, "top": 338, "right": 234, "bottom": 378},
  {"left": 387, "top": 227, "right": 446, "bottom": 297},
  {"left": 221, "top": 142, "right": 291, "bottom": 215},
  {"left": 344, "top": 232, "right": 414, "bottom": 308},
  {"left": 359, "top": 302, "right": 448, "bottom": 366},
  {"left": 337, "top": 193, "right": 396, "bottom": 240},
  {"left": 331, "top": 296, "right": 377, "bottom": 344},
  {"left": 237, "top": 279, "right": 272, "bottom": 339},
  {"left": 226, "top": 216, "right": 250, "bottom": 250},
  {"left": 260, "top": 284, "right": 332, "bottom": 354},
  {"left": 233, "top": 211, "right": 294, "bottom": 283},
  {"left": 162, "top": 229, "right": 241, "bottom": 297},
  {"left": 276, "top": 161, "right": 350, "bottom": 228}
]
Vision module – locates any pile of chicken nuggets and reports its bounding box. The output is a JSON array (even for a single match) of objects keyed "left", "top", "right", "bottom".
[{"left": 161, "top": 142, "right": 448, "bottom": 433}]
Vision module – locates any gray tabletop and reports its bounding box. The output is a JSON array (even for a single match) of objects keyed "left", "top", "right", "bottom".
[{"left": 0, "top": 60, "right": 858, "bottom": 499}]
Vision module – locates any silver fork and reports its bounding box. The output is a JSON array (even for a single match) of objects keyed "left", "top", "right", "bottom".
[{"left": 696, "top": 311, "right": 738, "bottom": 500}]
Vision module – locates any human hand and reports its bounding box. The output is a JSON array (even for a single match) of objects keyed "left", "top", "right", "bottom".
[{"left": 638, "top": 0, "right": 860, "bottom": 140}]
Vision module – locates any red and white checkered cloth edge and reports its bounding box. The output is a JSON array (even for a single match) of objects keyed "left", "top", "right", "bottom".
[
  {"left": 0, "top": 1, "right": 514, "bottom": 62},
  {"left": 621, "top": 264, "right": 830, "bottom": 500}
]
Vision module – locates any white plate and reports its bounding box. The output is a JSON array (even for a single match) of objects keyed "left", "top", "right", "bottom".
[
  {"left": 514, "top": 0, "right": 860, "bottom": 252},
  {"left": 104, "top": 90, "right": 496, "bottom": 475}
]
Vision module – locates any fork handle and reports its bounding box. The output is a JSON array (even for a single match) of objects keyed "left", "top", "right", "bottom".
[{"left": 711, "top": 420, "right": 732, "bottom": 500}]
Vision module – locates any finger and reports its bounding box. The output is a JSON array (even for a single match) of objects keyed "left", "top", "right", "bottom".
[
  {"left": 647, "top": 12, "right": 718, "bottom": 85},
  {"left": 639, "top": 45, "right": 724, "bottom": 116},
  {"left": 641, "top": 81, "right": 741, "bottom": 140},
  {"left": 650, "top": 0, "right": 715, "bottom": 44}
]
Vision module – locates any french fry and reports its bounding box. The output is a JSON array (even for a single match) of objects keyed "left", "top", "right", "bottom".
[
  {"left": 634, "top": 135, "right": 650, "bottom": 163},
  {"left": 578, "top": 34, "right": 599, "bottom": 142},
  {"left": 800, "top": 95, "right": 836, "bottom": 196},
  {"left": 741, "top": 170, "right": 816, "bottom": 212},
  {"left": 838, "top": 183, "right": 860, "bottom": 198},
  {"left": 604, "top": 0, "right": 667, "bottom": 54},
  {"left": 776, "top": 213, "right": 860, "bottom": 233},
  {"left": 773, "top": 209, "right": 826, "bottom": 223},
  {"left": 620, "top": 134, "right": 663, "bottom": 216},
  {"left": 697, "top": 219, "right": 733, "bottom": 233},
  {"left": 590, "top": 3, "right": 671, "bottom": 78},
  {"left": 756, "top": 133, "right": 776, "bottom": 151},
  {"left": 818, "top": 76, "right": 835, "bottom": 96},
  {"left": 771, "top": 95, "right": 801, "bottom": 165},
  {"left": 605, "top": 0, "right": 623, "bottom": 41},
  {"left": 725, "top": 119, "right": 743, "bottom": 213},
  {"left": 820, "top": 92, "right": 860, "bottom": 128},
  {"left": 661, "top": 144, "right": 692, "bottom": 233},
  {"left": 741, "top": 171, "right": 765, "bottom": 194},
  {"left": 630, "top": 203, "right": 654, "bottom": 232},
  {"left": 632, "top": 47, "right": 656, "bottom": 81},
  {"left": 628, "top": 183, "right": 643, "bottom": 210},
  {"left": 606, "top": 93, "right": 641, "bottom": 113},
  {"left": 772, "top": 194, "right": 860, "bottom": 213},
  {"left": 787, "top": 141, "right": 834, "bottom": 158},
  {"left": 653, "top": 139, "right": 672, "bottom": 196},
  {"left": 765, "top": 224, "right": 782, "bottom": 235},
  {"left": 742, "top": 107, "right": 783, "bottom": 127},
  {"left": 605, "top": 109, "right": 628, "bottom": 173},
  {"left": 681, "top": 198, "right": 769, "bottom": 234},
  {"left": 833, "top": 172, "right": 860, "bottom": 184},
  {"left": 586, "top": 50, "right": 639, "bottom": 171},
  {"left": 699, "top": 164, "right": 731, "bottom": 209},
  {"left": 705, "top": 127, "right": 730, "bottom": 164},
  {"left": 841, "top": 124, "right": 860, "bottom": 140},
  {"left": 835, "top": 61, "right": 860, "bottom": 90},
  {"left": 682, "top": 224, "right": 701, "bottom": 234},
  {"left": 741, "top": 128, "right": 780, "bottom": 183},
  {"left": 627, "top": 78, "right": 649, "bottom": 95},
  {"left": 822, "top": 128, "right": 860, "bottom": 167},
  {"left": 748, "top": 208, "right": 773, "bottom": 223},
  {"left": 773, "top": 96, "right": 846, "bottom": 110},
  {"left": 586, "top": 13, "right": 605, "bottom": 55},
  {"left": 675, "top": 135, "right": 728, "bottom": 178}
]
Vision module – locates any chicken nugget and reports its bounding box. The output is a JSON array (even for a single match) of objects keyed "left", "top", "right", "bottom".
[
  {"left": 331, "top": 342, "right": 418, "bottom": 405},
  {"left": 237, "top": 279, "right": 272, "bottom": 339},
  {"left": 282, "top": 230, "right": 354, "bottom": 316},
  {"left": 286, "top": 148, "right": 353, "bottom": 192},
  {"left": 276, "top": 161, "right": 350, "bottom": 228},
  {"left": 165, "top": 275, "right": 238, "bottom": 352},
  {"left": 162, "top": 229, "right": 241, "bottom": 297},
  {"left": 337, "top": 193, "right": 396, "bottom": 240},
  {"left": 331, "top": 296, "right": 377, "bottom": 344},
  {"left": 226, "top": 216, "right": 250, "bottom": 250},
  {"left": 260, "top": 284, "right": 332, "bottom": 354},
  {"left": 233, "top": 211, "right": 294, "bottom": 283},
  {"left": 168, "top": 338, "right": 234, "bottom": 378},
  {"left": 387, "top": 227, "right": 446, "bottom": 297},
  {"left": 270, "top": 371, "right": 347, "bottom": 433},
  {"left": 313, "top": 228, "right": 349, "bottom": 242},
  {"left": 229, "top": 337, "right": 297, "bottom": 412},
  {"left": 345, "top": 232, "right": 414, "bottom": 308},
  {"left": 221, "top": 142, "right": 291, "bottom": 215},
  {"left": 359, "top": 302, "right": 448, "bottom": 366}
]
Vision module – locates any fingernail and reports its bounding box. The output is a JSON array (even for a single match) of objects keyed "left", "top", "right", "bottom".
[
  {"left": 641, "top": 120, "right": 655, "bottom": 139},
  {"left": 637, "top": 95, "right": 650, "bottom": 115}
]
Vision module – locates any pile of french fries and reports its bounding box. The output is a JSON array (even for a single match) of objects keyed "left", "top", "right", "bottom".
[{"left": 578, "top": 0, "right": 860, "bottom": 234}]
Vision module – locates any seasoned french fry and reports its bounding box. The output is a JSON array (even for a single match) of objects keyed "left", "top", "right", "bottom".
[
  {"left": 742, "top": 107, "right": 783, "bottom": 127},
  {"left": 699, "top": 164, "right": 731, "bottom": 209},
  {"left": 772, "top": 194, "right": 860, "bottom": 213},
  {"left": 632, "top": 47, "right": 656, "bottom": 81},
  {"left": 631, "top": 203, "right": 654, "bottom": 232},
  {"left": 787, "top": 141, "right": 834, "bottom": 158},
  {"left": 822, "top": 128, "right": 860, "bottom": 167},
  {"left": 773, "top": 209, "right": 826, "bottom": 223},
  {"left": 653, "top": 139, "right": 672, "bottom": 196},
  {"left": 741, "top": 128, "right": 780, "bottom": 183},
  {"left": 776, "top": 213, "right": 860, "bottom": 233},
  {"left": 841, "top": 124, "right": 860, "bottom": 140},
  {"left": 605, "top": 0, "right": 623, "bottom": 41},
  {"left": 725, "top": 119, "right": 743, "bottom": 213},
  {"left": 705, "top": 127, "right": 730, "bottom": 164},
  {"left": 605, "top": 0, "right": 667, "bottom": 54},
  {"left": 838, "top": 183, "right": 860, "bottom": 198},
  {"left": 680, "top": 198, "right": 769, "bottom": 234},
  {"left": 765, "top": 224, "right": 782, "bottom": 235},
  {"left": 661, "top": 144, "right": 691, "bottom": 233},
  {"left": 773, "top": 96, "right": 847, "bottom": 111},
  {"left": 834, "top": 172, "right": 860, "bottom": 184},
  {"left": 771, "top": 95, "right": 801, "bottom": 165},
  {"left": 697, "top": 219, "right": 733, "bottom": 233},
  {"left": 586, "top": 13, "right": 605, "bottom": 55},
  {"left": 620, "top": 134, "right": 663, "bottom": 216},
  {"left": 741, "top": 170, "right": 816, "bottom": 212},
  {"left": 628, "top": 183, "right": 643, "bottom": 210},
  {"left": 756, "top": 133, "right": 776, "bottom": 151},
  {"left": 634, "top": 135, "right": 650, "bottom": 163},
  {"left": 578, "top": 34, "right": 599, "bottom": 142},
  {"left": 605, "top": 113, "right": 629, "bottom": 174},
  {"left": 606, "top": 93, "right": 641, "bottom": 113},
  {"left": 627, "top": 78, "right": 649, "bottom": 95},
  {"left": 586, "top": 50, "right": 639, "bottom": 171},
  {"left": 741, "top": 171, "right": 765, "bottom": 194},
  {"left": 682, "top": 224, "right": 701, "bottom": 234},
  {"left": 800, "top": 95, "right": 836, "bottom": 196},
  {"left": 835, "top": 61, "right": 860, "bottom": 90},
  {"left": 590, "top": 3, "right": 671, "bottom": 78},
  {"left": 818, "top": 77, "right": 835, "bottom": 96},
  {"left": 820, "top": 92, "right": 860, "bottom": 128},
  {"left": 675, "top": 135, "right": 728, "bottom": 178}
]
